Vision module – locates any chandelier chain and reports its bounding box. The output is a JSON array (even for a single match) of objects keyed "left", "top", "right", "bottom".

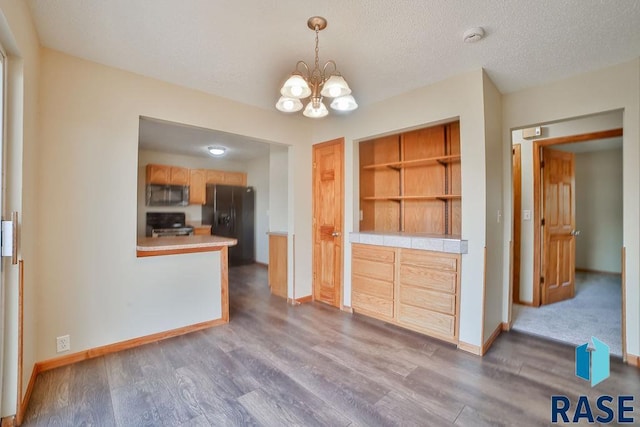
[{"left": 314, "top": 26, "right": 320, "bottom": 81}]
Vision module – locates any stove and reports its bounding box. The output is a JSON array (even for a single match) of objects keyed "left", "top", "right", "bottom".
[{"left": 146, "top": 212, "right": 194, "bottom": 237}]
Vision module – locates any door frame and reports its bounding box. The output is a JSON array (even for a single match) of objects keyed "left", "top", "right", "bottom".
[
  {"left": 312, "top": 138, "right": 345, "bottom": 309},
  {"left": 512, "top": 144, "right": 522, "bottom": 304},
  {"left": 531, "top": 128, "right": 622, "bottom": 306}
]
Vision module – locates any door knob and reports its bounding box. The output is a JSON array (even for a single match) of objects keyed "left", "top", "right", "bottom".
[
  {"left": 570, "top": 229, "right": 581, "bottom": 236},
  {"left": 332, "top": 231, "right": 341, "bottom": 237}
]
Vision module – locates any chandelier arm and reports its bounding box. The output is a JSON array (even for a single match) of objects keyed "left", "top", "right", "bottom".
[
  {"left": 295, "top": 61, "right": 311, "bottom": 78},
  {"left": 322, "top": 60, "right": 339, "bottom": 78}
]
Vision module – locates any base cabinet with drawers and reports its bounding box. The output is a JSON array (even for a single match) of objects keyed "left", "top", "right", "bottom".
[{"left": 351, "top": 243, "right": 461, "bottom": 343}]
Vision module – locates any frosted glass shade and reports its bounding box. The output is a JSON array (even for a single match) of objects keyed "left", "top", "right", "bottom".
[
  {"left": 303, "top": 101, "right": 329, "bottom": 118},
  {"left": 330, "top": 95, "right": 358, "bottom": 111},
  {"left": 280, "top": 74, "right": 312, "bottom": 98},
  {"left": 320, "top": 75, "right": 351, "bottom": 98},
  {"left": 276, "top": 96, "right": 303, "bottom": 112}
]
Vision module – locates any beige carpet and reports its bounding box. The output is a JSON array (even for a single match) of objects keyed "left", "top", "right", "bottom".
[{"left": 512, "top": 272, "right": 622, "bottom": 356}]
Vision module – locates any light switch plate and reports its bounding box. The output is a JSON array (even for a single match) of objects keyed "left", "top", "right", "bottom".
[{"left": 523, "top": 210, "right": 532, "bottom": 221}]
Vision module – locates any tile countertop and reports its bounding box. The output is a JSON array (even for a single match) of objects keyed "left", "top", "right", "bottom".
[
  {"left": 137, "top": 235, "right": 237, "bottom": 254},
  {"left": 349, "top": 231, "right": 468, "bottom": 254}
]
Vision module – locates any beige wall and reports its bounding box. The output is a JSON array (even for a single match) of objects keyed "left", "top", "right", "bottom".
[
  {"left": 482, "top": 71, "right": 505, "bottom": 343},
  {"left": 246, "top": 155, "right": 270, "bottom": 264},
  {"left": 313, "top": 69, "right": 492, "bottom": 348},
  {"left": 36, "top": 48, "right": 310, "bottom": 365},
  {"left": 503, "top": 59, "right": 640, "bottom": 356},
  {"left": 575, "top": 148, "right": 623, "bottom": 273},
  {"left": 0, "top": 0, "right": 40, "bottom": 415}
]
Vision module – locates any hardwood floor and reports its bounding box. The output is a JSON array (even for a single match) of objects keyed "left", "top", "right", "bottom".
[{"left": 23, "top": 264, "right": 640, "bottom": 426}]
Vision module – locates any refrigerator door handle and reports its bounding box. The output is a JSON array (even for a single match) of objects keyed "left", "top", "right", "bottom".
[{"left": 231, "top": 206, "right": 236, "bottom": 234}]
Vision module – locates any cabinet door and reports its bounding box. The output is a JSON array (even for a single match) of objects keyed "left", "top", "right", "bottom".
[
  {"left": 146, "top": 164, "right": 171, "bottom": 184},
  {"left": 269, "top": 235, "right": 288, "bottom": 298},
  {"left": 351, "top": 244, "right": 395, "bottom": 320},
  {"left": 189, "top": 169, "right": 206, "bottom": 205},
  {"left": 223, "top": 171, "right": 246, "bottom": 186},
  {"left": 193, "top": 226, "right": 212, "bottom": 236},
  {"left": 206, "top": 170, "right": 225, "bottom": 184},
  {"left": 170, "top": 167, "right": 190, "bottom": 185}
]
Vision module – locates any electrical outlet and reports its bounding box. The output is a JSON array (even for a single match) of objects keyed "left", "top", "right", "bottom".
[{"left": 56, "top": 335, "right": 70, "bottom": 353}]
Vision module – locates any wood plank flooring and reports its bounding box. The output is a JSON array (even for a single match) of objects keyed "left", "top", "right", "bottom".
[{"left": 23, "top": 264, "right": 640, "bottom": 426}]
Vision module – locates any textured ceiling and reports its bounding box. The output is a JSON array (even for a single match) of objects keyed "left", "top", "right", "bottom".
[
  {"left": 28, "top": 1, "right": 640, "bottom": 160},
  {"left": 26, "top": 0, "right": 640, "bottom": 113}
]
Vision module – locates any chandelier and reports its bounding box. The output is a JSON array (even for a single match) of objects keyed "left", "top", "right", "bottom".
[{"left": 276, "top": 16, "right": 358, "bottom": 118}]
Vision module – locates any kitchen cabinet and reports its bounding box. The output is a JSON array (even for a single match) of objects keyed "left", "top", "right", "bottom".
[
  {"left": 206, "top": 170, "right": 225, "bottom": 184},
  {"left": 193, "top": 225, "right": 212, "bottom": 236},
  {"left": 268, "top": 233, "right": 287, "bottom": 298},
  {"left": 351, "top": 244, "right": 461, "bottom": 343},
  {"left": 192, "top": 169, "right": 249, "bottom": 205},
  {"left": 359, "top": 121, "right": 461, "bottom": 234},
  {"left": 146, "top": 164, "right": 190, "bottom": 185},
  {"left": 223, "top": 171, "right": 247, "bottom": 186},
  {"left": 351, "top": 244, "right": 395, "bottom": 320},
  {"left": 189, "top": 169, "right": 207, "bottom": 205}
]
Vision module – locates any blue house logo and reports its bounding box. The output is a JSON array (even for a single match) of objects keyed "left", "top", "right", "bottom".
[{"left": 575, "top": 337, "right": 610, "bottom": 387}]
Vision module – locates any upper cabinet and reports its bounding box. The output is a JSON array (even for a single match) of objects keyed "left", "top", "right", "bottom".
[
  {"left": 223, "top": 171, "right": 247, "bottom": 186},
  {"left": 192, "top": 169, "right": 247, "bottom": 204},
  {"left": 206, "top": 170, "right": 225, "bottom": 184},
  {"left": 359, "top": 121, "right": 461, "bottom": 235},
  {"left": 146, "top": 164, "right": 190, "bottom": 185},
  {"left": 189, "top": 169, "right": 207, "bottom": 205},
  {"left": 146, "top": 163, "right": 247, "bottom": 205}
]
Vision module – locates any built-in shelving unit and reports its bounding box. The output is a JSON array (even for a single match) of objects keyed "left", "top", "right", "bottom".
[{"left": 359, "top": 121, "right": 461, "bottom": 234}]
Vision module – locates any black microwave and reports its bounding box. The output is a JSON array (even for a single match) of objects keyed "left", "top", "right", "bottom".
[{"left": 145, "top": 184, "right": 189, "bottom": 206}]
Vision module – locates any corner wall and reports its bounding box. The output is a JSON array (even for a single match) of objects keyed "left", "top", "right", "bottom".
[
  {"left": 482, "top": 71, "right": 504, "bottom": 343},
  {"left": 502, "top": 59, "right": 640, "bottom": 357}
]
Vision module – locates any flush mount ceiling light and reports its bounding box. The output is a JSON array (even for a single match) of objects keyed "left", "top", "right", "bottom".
[
  {"left": 276, "top": 16, "right": 358, "bottom": 118},
  {"left": 208, "top": 146, "right": 226, "bottom": 156}
]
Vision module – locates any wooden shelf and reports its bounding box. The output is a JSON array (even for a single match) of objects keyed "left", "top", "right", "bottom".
[
  {"left": 359, "top": 122, "right": 461, "bottom": 234},
  {"left": 362, "top": 154, "right": 460, "bottom": 171},
  {"left": 362, "top": 195, "right": 461, "bottom": 202}
]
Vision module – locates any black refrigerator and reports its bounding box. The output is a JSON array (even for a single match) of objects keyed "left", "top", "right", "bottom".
[{"left": 202, "top": 184, "right": 255, "bottom": 266}]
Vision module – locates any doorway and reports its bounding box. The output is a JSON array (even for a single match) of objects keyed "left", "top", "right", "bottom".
[{"left": 510, "top": 112, "right": 624, "bottom": 356}]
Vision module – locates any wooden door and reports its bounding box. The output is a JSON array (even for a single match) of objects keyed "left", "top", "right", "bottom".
[
  {"left": 541, "top": 148, "right": 575, "bottom": 305},
  {"left": 313, "top": 138, "right": 344, "bottom": 308}
]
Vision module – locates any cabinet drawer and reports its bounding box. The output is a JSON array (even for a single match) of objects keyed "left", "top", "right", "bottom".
[
  {"left": 397, "top": 304, "right": 455, "bottom": 338},
  {"left": 399, "top": 285, "right": 455, "bottom": 315},
  {"left": 352, "top": 244, "right": 395, "bottom": 263},
  {"left": 400, "top": 249, "right": 458, "bottom": 272},
  {"left": 353, "top": 292, "right": 393, "bottom": 320},
  {"left": 353, "top": 258, "right": 394, "bottom": 282},
  {"left": 352, "top": 275, "right": 393, "bottom": 300},
  {"left": 399, "top": 265, "right": 456, "bottom": 293}
]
